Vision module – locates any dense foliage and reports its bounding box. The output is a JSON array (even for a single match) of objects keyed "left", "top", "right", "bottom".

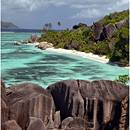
[
  {"left": 39, "top": 9, "right": 129, "bottom": 66},
  {"left": 100, "top": 9, "right": 129, "bottom": 26},
  {"left": 114, "top": 75, "right": 129, "bottom": 85},
  {"left": 39, "top": 24, "right": 129, "bottom": 66}
]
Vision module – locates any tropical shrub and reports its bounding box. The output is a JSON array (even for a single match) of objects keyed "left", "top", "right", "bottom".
[{"left": 114, "top": 74, "right": 129, "bottom": 85}]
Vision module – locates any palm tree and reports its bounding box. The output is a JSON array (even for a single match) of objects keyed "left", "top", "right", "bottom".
[
  {"left": 39, "top": 29, "right": 42, "bottom": 33},
  {"left": 48, "top": 23, "right": 52, "bottom": 31},
  {"left": 44, "top": 23, "right": 49, "bottom": 30},
  {"left": 43, "top": 28, "right": 46, "bottom": 33},
  {"left": 57, "top": 22, "right": 61, "bottom": 30}
]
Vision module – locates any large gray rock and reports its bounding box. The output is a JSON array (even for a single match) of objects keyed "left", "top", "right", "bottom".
[
  {"left": 6, "top": 82, "right": 55, "bottom": 130},
  {"left": 80, "top": 80, "right": 129, "bottom": 130},
  {"left": 73, "top": 23, "right": 87, "bottom": 29},
  {"left": 92, "top": 21, "right": 103, "bottom": 41},
  {"left": 28, "top": 34, "right": 40, "bottom": 43},
  {"left": 61, "top": 117, "right": 73, "bottom": 129},
  {"left": 47, "top": 79, "right": 128, "bottom": 130},
  {"left": 116, "top": 17, "right": 129, "bottom": 29},
  {"left": 3, "top": 120, "right": 22, "bottom": 130},
  {"left": 38, "top": 42, "right": 53, "bottom": 50},
  {"left": 67, "top": 117, "right": 93, "bottom": 129},
  {"left": 100, "top": 24, "right": 117, "bottom": 40},
  {"left": 47, "top": 80, "right": 85, "bottom": 121},
  {"left": 54, "top": 111, "right": 61, "bottom": 128},
  {"left": 27, "top": 117, "right": 45, "bottom": 130},
  {"left": 1, "top": 80, "right": 8, "bottom": 130}
]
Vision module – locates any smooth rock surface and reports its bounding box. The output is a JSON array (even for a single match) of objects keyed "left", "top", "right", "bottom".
[
  {"left": 47, "top": 80, "right": 85, "bottom": 120},
  {"left": 47, "top": 79, "right": 129, "bottom": 130},
  {"left": 54, "top": 111, "right": 61, "bottom": 128},
  {"left": 27, "top": 117, "right": 45, "bottom": 130},
  {"left": 100, "top": 24, "right": 117, "bottom": 40},
  {"left": 28, "top": 34, "right": 40, "bottom": 43},
  {"left": 6, "top": 82, "right": 55, "bottom": 129},
  {"left": 61, "top": 117, "right": 73, "bottom": 129},
  {"left": 92, "top": 21, "right": 103, "bottom": 41},
  {"left": 116, "top": 17, "right": 129, "bottom": 29},
  {"left": 3, "top": 120, "right": 22, "bottom": 130},
  {"left": 67, "top": 117, "right": 93, "bottom": 129},
  {"left": 38, "top": 42, "right": 53, "bottom": 50}
]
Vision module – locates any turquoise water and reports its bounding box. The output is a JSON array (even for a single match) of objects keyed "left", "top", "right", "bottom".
[{"left": 1, "top": 32, "right": 129, "bottom": 88}]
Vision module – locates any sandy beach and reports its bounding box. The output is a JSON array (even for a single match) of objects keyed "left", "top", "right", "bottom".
[
  {"left": 31, "top": 42, "right": 129, "bottom": 69},
  {"left": 46, "top": 48, "right": 109, "bottom": 63}
]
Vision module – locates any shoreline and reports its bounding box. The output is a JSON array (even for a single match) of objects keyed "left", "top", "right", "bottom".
[{"left": 30, "top": 42, "right": 130, "bottom": 70}]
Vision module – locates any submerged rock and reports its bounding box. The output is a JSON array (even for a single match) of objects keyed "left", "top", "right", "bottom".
[
  {"left": 6, "top": 82, "right": 55, "bottom": 129},
  {"left": 14, "top": 41, "right": 19, "bottom": 45}
]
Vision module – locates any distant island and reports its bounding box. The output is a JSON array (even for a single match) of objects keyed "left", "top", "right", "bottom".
[{"left": 1, "top": 21, "right": 19, "bottom": 29}]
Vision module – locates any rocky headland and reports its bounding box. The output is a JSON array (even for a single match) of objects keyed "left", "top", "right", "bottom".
[{"left": 1, "top": 79, "right": 129, "bottom": 130}]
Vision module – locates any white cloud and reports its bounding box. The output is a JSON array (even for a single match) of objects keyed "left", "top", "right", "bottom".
[
  {"left": 1, "top": 0, "right": 129, "bottom": 28},
  {"left": 71, "top": 9, "right": 104, "bottom": 19}
]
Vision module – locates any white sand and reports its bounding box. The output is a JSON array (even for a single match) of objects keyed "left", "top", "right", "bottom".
[
  {"left": 46, "top": 47, "right": 109, "bottom": 63},
  {"left": 30, "top": 42, "right": 130, "bottom": 69}
]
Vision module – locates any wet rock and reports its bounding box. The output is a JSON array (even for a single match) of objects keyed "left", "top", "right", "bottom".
[
  {"left": 27, "top": 117, "right": 45, "bottom": 130},
  {"left": 92, "top": 21, "right": 103, "bottom": 41},
  {"left": 6, "top": 82, "right": 55, "bottom": 130},
  {"left": 20, "top": 40, "right": 25, "bottom": 44},
  {"left": 116, "top": 17, "right": 129, "bottom": 29},
  {"left": 28, "top": 34, "right": 40, "bottom": 43},
  {"left": 14, "top": 41, "right": 19, "bottom": 45},
  {"left": 47, "top": 80, "right": 85, "bottom": 121},
  {"left": 38, "top": 42, "right": 53, "bottom": 50},
  {"left": 3, "top": 120, "right": 22, "bottom": 130}
]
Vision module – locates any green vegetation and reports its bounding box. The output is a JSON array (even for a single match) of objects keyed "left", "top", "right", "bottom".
[
  {"left": 100, "top": 9, "right": 129, "bottom": 26},
  {"left": 39, "top": 10, "right": 129, "bottom": 66},
  {"left": 39, "top": 29, "right": 42, "bottom": 33},
  {"left": 114, "top": 74, "right": 129, "bottom": 85},
  {"left": 39, "top": 24, "right": 129, "bottom": 66},
  {"left": 58, "top": 22, "right": 61, "bottom": 30}
]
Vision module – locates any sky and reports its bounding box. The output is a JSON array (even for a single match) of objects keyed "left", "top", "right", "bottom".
[{"left": 1, "top": 0, "right": 129, "bottom": 29}]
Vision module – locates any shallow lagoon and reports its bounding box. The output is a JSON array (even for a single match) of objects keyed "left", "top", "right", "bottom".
[{"left": 1, "top": 32, "right": 129, "bottom": 88}]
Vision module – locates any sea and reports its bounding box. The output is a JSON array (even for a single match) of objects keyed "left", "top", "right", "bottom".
[{"left": 1, "top": 29, "right": 129, "bottom": 88}]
